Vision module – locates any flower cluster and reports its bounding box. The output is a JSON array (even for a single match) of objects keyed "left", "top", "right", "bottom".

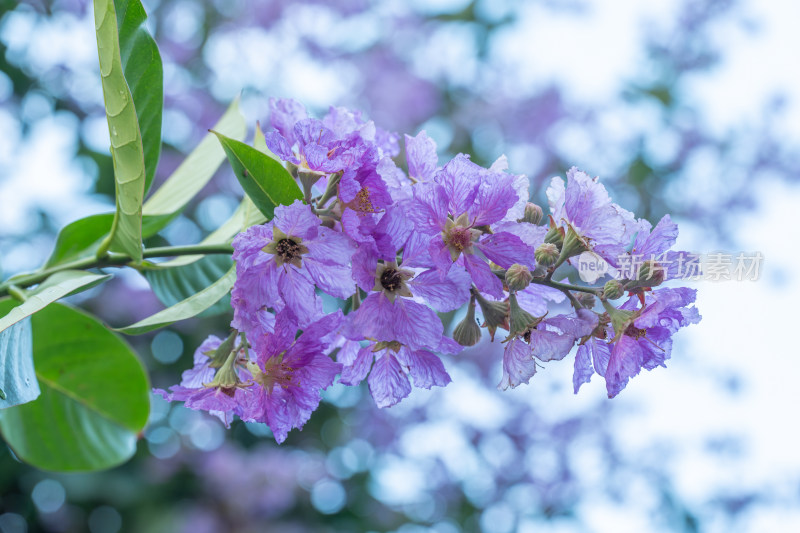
[{"left": 156, "top": 100, "right": 700, "bottom": 442}]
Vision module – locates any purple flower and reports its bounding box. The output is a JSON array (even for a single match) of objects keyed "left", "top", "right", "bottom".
[
  {"left": 546, "top": 167, "right": 637, "bottom": 268},
  {"left": 408, "top": 154, "right": 537, "bottom": 298},
  {"left": 336, "top": 334, "right": 460, "bottom": 408},
  {"left": 265, "top": 118, "right": 367, "bottom": 174},
  {"left": 622, "top": 214, "right": 695, "bottom": 281},
  {"left": 231, "top": 200, "right": 354, "bottom": 331},
  {"left": 349, "top": 238, "right": 471, "bottom": 350},
  {"left": 240, "top": 311, "right": 344, "bottom": 443},
  {"left": 154, "top": 335, "right": 250, "bottom": 428},
  {"left": 323, "top": 105, "right": 400, "bottom": 158},
  {"left": 499, "top": 309, "right": 598, "bottom": 390},
  {"left": 573, "top": 287, "right": 701, "bottom": 397}
]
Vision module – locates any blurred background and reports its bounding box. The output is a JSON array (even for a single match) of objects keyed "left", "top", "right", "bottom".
[{"left": 1, "top": 0, "right": 799, "bottom": 531}]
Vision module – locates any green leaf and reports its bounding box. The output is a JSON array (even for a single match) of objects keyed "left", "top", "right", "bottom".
[
  {"left": 44, "top": 214, "right": 114, "bottom": 268},
  {"left": 116, "top": 0, "right": 163, "bottom": 195},
  {"left": 0, "top": 271, "right": 110, "bottom": 335},
  {"left": 0, "top": 303, "right": 149, "bottom": 471},
  {"left": 118, "top": 263, "right": 236, "bottom": 335},
  {"left": 141, "top": 99, "right": 246, "bottom": 236},
  {"left": 144, "top": 254, "right": 233, "bottom": 317},
  {"left": 0, "top": 300, "right": 39, "bottom": 409},
  {"left": 94, "top": 0, "right": 147, "bottom": 262},
  {"left": 213, "top": 131, "right": 303, "bottom": 219}
]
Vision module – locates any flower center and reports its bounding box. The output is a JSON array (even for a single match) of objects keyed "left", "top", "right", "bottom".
[
  {"left": 249, "top": 357, "right": 295, "bottom": 392},
  {"left": 446, "top": 226, "right": 473, "bottom": 252},
  {"left": 624, "top": 324, "right": 646, "bottom": 339},
  {"left": 276, "top": 238, "right": 302, "bottom": 262},
  {"left": 380, "top": 268, "right": 404, "bottom": 292},
  {"left": 354, "top": 188, "right": 374, "bottom": 214}
]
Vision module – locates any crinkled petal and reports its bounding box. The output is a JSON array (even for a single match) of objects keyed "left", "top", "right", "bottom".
[
  {"left": 278, "top": 267, "right": 322, "bottom": 327},
  {"left": 605, "top": 335, "right": 643, "bottom": 398},
  {"left": 264, "top": 131, "right": 300, "bottom": 164},
  {"left": 368, "top": 353, "right": 412, "bottom": 408},
  {"left": 408, "top": 267, "right": 471, "bottom": 312},
  {"left": 405, "top": 130, "right": 438, "bottom": 182},
  {"left": 340, "top": 346, "right": 374, "bottom": 386},
  {"left": 498, "top": 337, "right": 536, "bottom": 390},
  {"left": 435, "top": 154, "right": 480, "bottom": 216},
  {"left": 477, "top": 232, "right": 536, "bottom": 269},
  {"left": 351, "top": 292, "right": 396, "bottom": 342},
  {"left": 396, "top": 347, "right": 451, "bottom": 389},
  {"left": 573, "top": 344, "right": 595, "bottom": 394},
  {"left": 275, "top": 200, "right": 320, "bottom": 240},
  {"left": 393, "top": 298, "right": 444, "bottom": 350},
  {"left": 463, "top": 253, "right": 505, "bottom": 299},
  {"left": 409, "top": 182, "right": 448, "bottom": 233}
]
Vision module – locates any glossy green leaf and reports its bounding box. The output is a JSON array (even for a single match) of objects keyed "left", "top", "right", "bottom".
[
  {"left": 44, "top": 214, "right": 114, "bottom": 268},
  {"left": 94, "top": 0, "right": 146, "bottom": 262},
  {"left": 0, "top": 300, "right": 39, "bottom": 409},
  {"left": 141, "top": 99, "right": 246, "bottom": 236},
  {"left": 213, "top": 131, "right": 303, "bottom": 219},
  {"left": 119, "top": 263, "right": 236, "bottom": 335},
  {"left": 116, "top": 0, "right": 162, "bottom": 195},
  {"left": 0, "top": 271, "right": 110, "bottom": 335},
  {"left": 0, "top": 303, "right": 149, "bottom": 471},
  {"left": 144, "top": 254, "right": 233, "bottom": 317}
]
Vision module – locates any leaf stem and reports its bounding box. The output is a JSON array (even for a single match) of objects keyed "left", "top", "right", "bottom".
[{"left": 0, "top": 243, "right": 234, "bottom": 297}]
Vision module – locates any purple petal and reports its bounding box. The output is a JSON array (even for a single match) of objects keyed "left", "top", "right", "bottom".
[
  {"left": 392, "top": 298, "right": 444, "bottom": 350},
  {"left": 351, "top": 292, "right": 396, "bottom": 342},
  {"left": 409, "top": 182, "right": 448, "bottom": 233},
  {"left": 463, "top": 253, "right": 505, "bottom": 299},
  {"left": 498, "top": 337, "right": 536, "bottom": 390},
  {"left": 278, "top": 267, "right": 322, "bottom": 327},
  {"left": 368, "top": 353, "right": 412, "bottom": 408},
  {"left": 274, "top": 200, "right": 320, "bottom": 239},
  {"left": 396, "top": 347, "right": 451, "bottom": 389},
  {"left": 605, "top": 335, "right": 644, "bottom": 398},
  {"left": 269, "top": 97, "right": 308, "bottom": 144},
  {"left": 470, "top": 173, "right": 518, "bottom": 226},
  {"left": 530, "top": 329, "right": 576, "bottom": 362},
  {"left": 340, "top": 346, "right": 374, "bottom": 386},
  {"left": 405, "top": 130, "right": 438, "bottom": 182},
  {"left": 435, "top": 154, "right": 480, "bottom": 216},
  {"left": 408, "top": 267, "right": 471, "bottom": 312},
  {"left": 573, "top": 344, "right": 594, "bottom": 394},
  {"left": 264, "top": 132, "right": 299, "bottom": 164},
  {"left": 477, "top": 232, "right": 536, "bottom": 269}
]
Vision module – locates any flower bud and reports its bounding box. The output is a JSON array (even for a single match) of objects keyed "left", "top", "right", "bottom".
[
  {"left": 519, "top": 202, "right": 544, "bottom": 225},
  {"left": 506, "top": 263, "right": 532, "bottom": 292},
  {"left": 637, "top": 260, "right": 665, "bottom": 287},
  {"left": 603, "top": 279, "right": 624, "bottom": 300},
  {"left": 601, "top": 299, "right": 635, "bottom": 343},
  {"left": 473, "top": 290, "right": 509, "bottom": 341},
  {"left": 453, "top": 297, "right": 482, "bottom": 347},
  {"left": 535, "top": 243, "right": 559, "bottom": 267},
  {"left": 509, "top": 293, "right": 540, "bottom": 337},
  {"left": 543, "top": 224, "right": 564, "bottom": 247},
  {"left": 556, "top": 224, "right": 590, "bottom": 265},
  {"left": 204, "top": 330, "right": 239, "bottom": 368},
  {"left": 576, "top": 292, "right": 597, "bottom": 308}
]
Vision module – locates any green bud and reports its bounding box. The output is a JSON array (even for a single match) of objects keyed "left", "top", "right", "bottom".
[
  {"left": 601, "top": 299, "right": 636, "bottom": 343},
  {"left": 506, "top": 263, "right": 532, "bottom": 292},
  {"left": 576, "top": 292, "right": 597, "bottom": 308},
  {"left": 508, "top": 293, "right": 540, "bottom": 337},
  {"left": 206, "top": 345, "right": 242, "bottom": 390},
  {"left": 519, "top": 202, "right": 544, "bottom": 225},
  {"left": 556, "top": 224, "right": 590, "bottom": 266},
  {"left": 637, "top": 260, "right": 665, "bottom": 287},
  {"left": 535, "top": 243, "right": 560, "bottom": 268},
  {"left": 603, "top": 279, "right": 624, "bottom": 300},
  {"left": 204, "top": 329, "right": 239, "bottom": 368},
  {"left": 453, "top": 296, "right": 482, "bottom": 347},
  {"left": 473, "top": 289, "right": 509, "bottom": 341},
  {"left": 543, "top": 223, "right": 564, "bottom": 247}
]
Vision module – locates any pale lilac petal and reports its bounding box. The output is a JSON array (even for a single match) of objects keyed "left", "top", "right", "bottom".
[
  {"left": 340, "top": 346, "right": 374, "bottom": 386},
  {"left": 405, "top": 130, "right": 438, "bottom": 182},
  {"left": 435, "top": 154, "right": 480, "bottom": 216},
  {"left": 269, "top": 97, "right": 307, "bottom": 143},
  {"left": 351, "top": 292, "right": 396, "bottom": 342},
  {"left": 264, "top": 132, "right": 299, "bottom": 164},
  {"left": 409, "top": 182, "right": 448, "bottom": 233},
  {"left": 463, "top": 253, "right": 505, "bottom": 299},
  {"left": 477, "top": 232, "right": 536, "bottom": 269},
  {"left": 573, "top": 344, "right": 594, "bottom": 394},
  {"left": 408, "top": 267, "right": 471, "bottom": 312},
  {"left": 517, "top": 284, "right": 565, "bottom": 316},
  {"left": 274, "top": 200, "right": 320, "bottom": 239},
  {"left": 470, "top": 173, "right": 518, "bottom": 226},
  {"left": 498, "top": 337, "right": 536, "bottom": 390},
  {"left": 393, "top": 298, "right": 444, "bottom": 350},
  {"left": 368, "top": 353, "right": 412, "bottom": 408},
  {"left": 530, "top": 329, "right": 576, "bottom": 362},
  {"left": 605, "top": 335, "right": 643, "bottom": 398},
  {"left": 278, "top": 267, "right": 321, "bottom": 327},
  {"left": 396, "top": 347, "right": 451, "bottom": 389}
]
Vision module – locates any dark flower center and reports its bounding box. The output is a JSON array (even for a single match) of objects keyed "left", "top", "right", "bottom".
[
  {"left": 276, "top": 238, "right": 302, "bottom": 262},
  {"left": 624, "top": 324, "right": 646, "bottom": 339},
  {"left": 380, "top": 268, "right": 403, "bottom": 292}
]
